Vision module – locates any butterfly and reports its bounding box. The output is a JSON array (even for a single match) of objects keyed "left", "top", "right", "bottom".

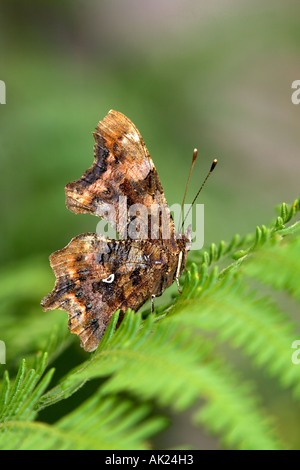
[{"left": 41, "top": 110, "right": 216, "bottom": 352}]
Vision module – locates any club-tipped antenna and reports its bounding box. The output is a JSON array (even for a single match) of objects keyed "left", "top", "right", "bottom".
[
  {"left": 181, "top": 158, "right": 218, "bottom": 231},
  {"left": 178, "top": 148, "right": 198, "bottom": 232}
]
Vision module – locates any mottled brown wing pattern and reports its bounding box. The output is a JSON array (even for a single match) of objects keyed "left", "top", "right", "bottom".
[
  {"left": 41, "top": 233, "right": 179, "bottom": 352},
  {"left": 41, "top": 110, "right": 190, "bottom": 352},
  {"left": 65, "top": 110, "right": 176, "bottom": 241}
]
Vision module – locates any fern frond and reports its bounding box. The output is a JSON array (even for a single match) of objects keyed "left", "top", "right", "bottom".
[
  {"left": 170, "top": 271, "right": 300, "bottom": 394},
  {"left": 243, "top": 234, "right": 300, "bottom": 300},
  {"left": 39, "top": 311, "right": 283, "bottom": 450},
  {"left": 0, "top": 353, "right": 54, "bottom": 424},
  {"left": 170, "top": 201, "right": 300, "bottom": 398},
  {"left": 0, "top": 391, "right": 165, "bottom": 450},
  {"left": 190, "top": 198, "right": 300, "bottom": 268},
  {"left": 0, "top": 347, "right": 165, "bottom": 450}
]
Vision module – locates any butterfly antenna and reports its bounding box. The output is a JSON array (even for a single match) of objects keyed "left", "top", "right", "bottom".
[
  {"left": 178, "top": 148, "right": 198, "bottom": 232},
  {"left": 181, "top": 158, "right": 218, "bottom": 231}
]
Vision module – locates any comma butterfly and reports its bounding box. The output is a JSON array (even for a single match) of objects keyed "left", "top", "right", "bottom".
[{"left": 41, "top": 110, "right": 216, "bottom": 352}]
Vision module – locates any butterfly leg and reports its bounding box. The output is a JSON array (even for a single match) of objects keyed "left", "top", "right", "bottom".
[
  {"left": 151, "top": 294, "right": 156, "bottom": 313},
  {"left": 175, "top": 251, "right": 183, "bottom": 294}
]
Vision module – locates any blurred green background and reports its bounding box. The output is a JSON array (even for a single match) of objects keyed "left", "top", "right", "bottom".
[{"left": 1, "top": 0, "right": 300, "bottom": 449}]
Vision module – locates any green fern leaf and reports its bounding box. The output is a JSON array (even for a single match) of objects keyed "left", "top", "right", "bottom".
[
  {"left": 243, "top": 234, "right": 300, "bottom": 300},
  {"left": 0, "top": 391, "right": 165, "bottom": 450},
  {"left": 0, "top": 353, "right": 54, "bottom": 423},
  {"left": 39, "top": 310, "right": 284, "bottom": 450}
]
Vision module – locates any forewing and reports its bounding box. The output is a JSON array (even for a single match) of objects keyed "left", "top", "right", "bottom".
[{"left": 65, "top": 110, "right": 170, "bottom": 236}]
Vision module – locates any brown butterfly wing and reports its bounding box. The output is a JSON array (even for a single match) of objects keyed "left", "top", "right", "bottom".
[
  {"left": 41, "top": 233, "right": 174, "bottom": 352},
  {"left": 65, "top": 110, "right": 174, "bottom": 239}
]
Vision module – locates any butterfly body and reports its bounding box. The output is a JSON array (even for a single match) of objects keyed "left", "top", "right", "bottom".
[{"left": 41, "top": 110, "right": 191, "bottom": 352}]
